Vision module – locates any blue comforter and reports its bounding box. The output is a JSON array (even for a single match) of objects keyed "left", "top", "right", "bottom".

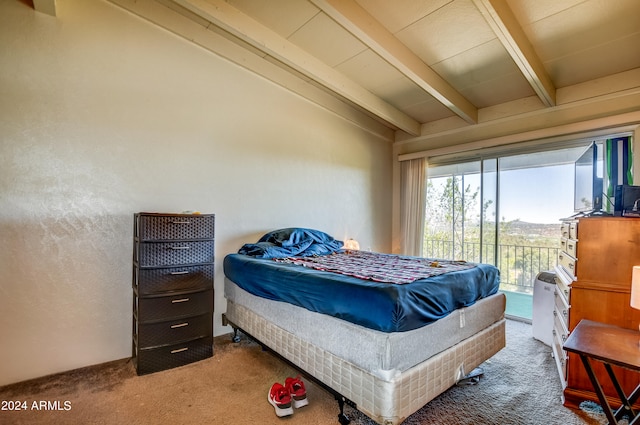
[{"left": 238, "top": 227, "right": 344, "bottom": 258}]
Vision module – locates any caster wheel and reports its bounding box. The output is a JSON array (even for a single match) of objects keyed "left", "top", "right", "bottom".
[
  {"left": 231, "top": 335, "right": 241, "bottom": 343},
  {"left": 338, "top": 413, "right": 351, "bottom": 425}
]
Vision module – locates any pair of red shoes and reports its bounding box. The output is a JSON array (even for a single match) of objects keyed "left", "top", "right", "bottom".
[{"left": 268, "top": 376, "right": 309, "bottom": 417}]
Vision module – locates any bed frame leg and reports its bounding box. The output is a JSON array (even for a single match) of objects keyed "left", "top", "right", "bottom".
[
  {"left": 222, "top": 314, "right": 242, "bottom": 343},
  {"left": 336, "top": 396, "right": 350, "bottom": 425},
  {"left": 231, "top": 328, "right": 241, "bottom": 343}
]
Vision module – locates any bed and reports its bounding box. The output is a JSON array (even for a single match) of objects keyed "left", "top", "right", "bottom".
[{"left": 222, "top": 228, "right": 506, "bottom": 425}]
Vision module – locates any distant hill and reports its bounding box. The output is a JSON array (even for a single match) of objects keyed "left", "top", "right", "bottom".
[{"left": 503, "top": 220, "right": 561, "bottom": 238}]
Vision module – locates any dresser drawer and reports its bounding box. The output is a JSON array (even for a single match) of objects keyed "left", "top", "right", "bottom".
[
  {"left": 134, "top": 264, "right": 213, "bottom": 295},
  {"left": 135, "top": 240, "right": 215, "bottom": 267},
  {"left": 553, "top": 306, "right": 569, "bottom": 348},
  {"left": 553, "top": 294, "right": 570, "bottom": 330},
  {"left": 568, "top": 221, "right": 578, "bottom": 239},
  {"left": 555, "top": 276, "right": 571, "bottom": 303},
  {"left": 560, "top": 238, "right": 578, "bottom": 258},
  {"left": 135, "top": 214, "right": 215, "bottom": 241},
  {"left": 136, "top": 312, "right": 213, "bottom": 348},
  {"left": 551, "top": 329, "right": 568, "bottom": 385},
  {"left": 135, "top": 288, "right": 213, "bottom": 322},
  {"left": 560, "top": 221, "right": 578, "bottom": 240},
  {"left": 554, "top": 286, "right": 570, "bottom": 324},
  {"left": 134, "top": 336, "right": 213, "bottom": 375},
  {"left": 558, "top": 251, "right": 577, "bottom": 278}
]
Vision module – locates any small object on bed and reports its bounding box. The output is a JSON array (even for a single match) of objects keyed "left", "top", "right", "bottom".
[{"left": 343, "top": 238, "right": 360, "bottom": 250}]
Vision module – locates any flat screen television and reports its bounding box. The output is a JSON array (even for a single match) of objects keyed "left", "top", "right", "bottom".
[{"left": 574, "top": 142, "right": 604, "bottom": 214}]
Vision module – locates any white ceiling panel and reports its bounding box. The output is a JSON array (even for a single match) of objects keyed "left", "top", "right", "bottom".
[
  {"left": 506, "top": 0, "right": 585, "bottom": 25},
  {"left": 288, "top": 12, "right": 367, "bottom": 67},
  {"left": 519, "top": 0, "right": 640, "bottom": 62},
  {"left": 549, "top": 32, "right": 640, "bottom": 88},
  {"left": 432, "top": 39, "right": 521, "bottom": 91},
  {"left": 226, "top": 0, "right": 320, "bottom": 38},
  {"left": 460, "top": 70, "right": 536, "bottom": 108},
  {"left": 375, "top": 76, "right": 438, "bottom": 110},
  {"left": 335, "top": 49, "right": 405, "bottom": 92},
  {"left": 354, "top": 0, "right": 452, "bottom": 34},
  {"left": 403, "top": 97, "right": 455, "bottom": 123},
  {"left": 396, "top": 0, "right": 496, "bottom": 65}
]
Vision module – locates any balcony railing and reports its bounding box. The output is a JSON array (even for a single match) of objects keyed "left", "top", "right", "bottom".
[{"left": 423, "top": 239, "right": 559, "bottom": 294}]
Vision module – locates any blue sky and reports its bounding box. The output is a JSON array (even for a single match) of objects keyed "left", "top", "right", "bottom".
[{"left": 500, "top": 164, "right": 574, "bottom": 224}]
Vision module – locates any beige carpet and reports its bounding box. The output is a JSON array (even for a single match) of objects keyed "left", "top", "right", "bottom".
[{"left": 0, "top": 320, "right": 605, "bottom": 425}]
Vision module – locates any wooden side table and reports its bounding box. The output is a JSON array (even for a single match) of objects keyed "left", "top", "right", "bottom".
[{"left": 563, "top": 319, "right": 640, "bottom": 424}]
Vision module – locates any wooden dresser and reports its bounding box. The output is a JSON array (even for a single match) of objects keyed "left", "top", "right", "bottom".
[
  {"left": 132, "top": 213, "right": 215, "bottom": 375},
  {"left": 556, "top": 216, "right": 640, "bottom": 409}
]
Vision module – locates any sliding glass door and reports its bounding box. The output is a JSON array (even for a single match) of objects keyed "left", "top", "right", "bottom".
[
  {"left": 424, "top": 161, "right": 485, "bottom": 262},
  {"left": 424, "top": 147, "right": 581, "bottom": 321}
]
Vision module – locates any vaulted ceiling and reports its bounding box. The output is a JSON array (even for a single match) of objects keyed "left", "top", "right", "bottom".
[{"left": 65, "top": 0, "right": 640, "bottom": 150}]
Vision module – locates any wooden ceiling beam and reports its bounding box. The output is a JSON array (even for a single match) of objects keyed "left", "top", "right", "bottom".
[
  {"left": 173, "top": 0, "right": 421, "bottom": 135},
  {"left": 472, "top": 0, "right": 556, "bottom": 107},
  {"left": 311, "top": 0, "right": 478, "bottom": 125}
]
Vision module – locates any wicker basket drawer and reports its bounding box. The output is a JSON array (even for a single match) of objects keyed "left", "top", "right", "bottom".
[
  {"left": 136, "top": 312, "right": 212, "bottom": 348},
  {"left": 135, "top": 241, "right": 214, "bottom": 267},
  {"left": 135, "top": 213, "right": 215, "bottom": 241},
  {"left": 136, "top": 289, "right": 213, "bottom": 322},
  {"left": 134, "top": 336, "right": 213, "bottom": 375},
  {"left": 134, "top": 264, "right": 213, "bottom": 295}
]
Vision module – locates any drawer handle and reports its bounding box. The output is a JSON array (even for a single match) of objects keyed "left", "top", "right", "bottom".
[
  {"left": 170, "top": 347, "right": 189, "bottom": 354},
  {"left": 170, "top": 271, "right": 189, "bottom": 275},
  {"left": 568, "top": 243, "right": 574, "bottom": 250},
  {"left": 172, "top": 298, "right": 190, "bottom": 304},
  {"left": 562, "top": 310, "right": 568, "bottom": 317},
  {"left": 171, "top": 322, "right": 189, "bottom": 329},
  {"left": 171, "top": 221, "right": 191, "bottom": 224},
  {"left": 170, "top": 246, "right": 191, "bottom": 250},
  {"left": 553, "top": 310, "right": 557, "bottom": 317}
]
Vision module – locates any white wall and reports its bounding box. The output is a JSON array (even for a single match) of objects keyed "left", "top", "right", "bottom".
[{"left": 0, "top": 0, "right": 392, "bottom": 386}]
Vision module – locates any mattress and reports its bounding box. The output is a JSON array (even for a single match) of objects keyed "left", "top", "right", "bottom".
[
  {"left": 223, "top": 253, "right": 500, "bottom": 332},
  {"left": 225, "top": 278, "right": 505, "bottom": 379}
]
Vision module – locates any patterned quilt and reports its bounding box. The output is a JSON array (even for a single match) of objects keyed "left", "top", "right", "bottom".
[{"left": 273, "top": 250, "right": 475, "bottom": 285}]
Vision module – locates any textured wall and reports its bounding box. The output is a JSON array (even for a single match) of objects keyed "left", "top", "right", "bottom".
[{"left": 0, "top": 0, "right": 392, "bottom": 385}]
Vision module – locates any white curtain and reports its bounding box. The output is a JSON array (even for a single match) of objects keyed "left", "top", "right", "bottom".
[{"left": 400, "top": 157, "right": 427, "bottom": 256}]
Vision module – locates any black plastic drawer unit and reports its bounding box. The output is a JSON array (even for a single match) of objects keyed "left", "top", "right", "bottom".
[{"left": 132, "top": 213, "right": 214, "bottom": 375}]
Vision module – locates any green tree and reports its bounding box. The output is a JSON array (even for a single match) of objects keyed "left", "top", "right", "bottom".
[{"left": 424, "top": 175, "right": 490, "bottom": 261}]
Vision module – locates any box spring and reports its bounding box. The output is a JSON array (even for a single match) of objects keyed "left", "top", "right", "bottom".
[{"left": 224, "top": 279, "right": 505, "bottom": 424}]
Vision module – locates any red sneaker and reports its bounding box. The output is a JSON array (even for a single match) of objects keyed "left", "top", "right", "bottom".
[
  {"left": 268, "top": 383, "right": 294, "bottom": 417},
  {"left": 285, "top": 376, "right": 308, "bottom": 408}
]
